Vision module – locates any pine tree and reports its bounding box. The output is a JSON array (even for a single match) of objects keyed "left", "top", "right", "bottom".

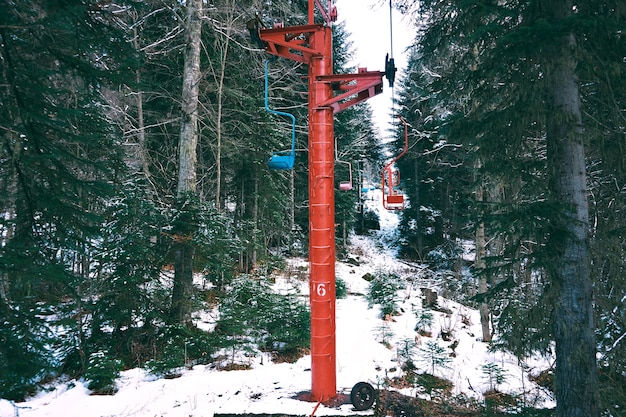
[
  {"left": 395, "top": 0, "right": 626, "bottom": 415},
  {"left": 0, "top": 0, "right": 136, "bottom": 398}
]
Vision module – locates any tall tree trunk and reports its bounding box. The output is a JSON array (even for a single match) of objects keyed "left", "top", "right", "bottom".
[
  {"left": 545, "top": 2, "right": 597, "bottom": 416},
  {"left": 474, "top": 178, "right": 491, "bottom": 343},
  {"left": 413, "top": 158, "right": 423, "bottom": 258},
  {"left": 132, "top": 27, "right": 151, "bottom": 182},
  {"left": 170, "top": 0, "right": 202, "bottom": 324},
  {"left": 213, "top": 2, "right": 234, "bottom": 210},
  {"left": 252, "top": 175, "right": 259, "bottom": 267}
]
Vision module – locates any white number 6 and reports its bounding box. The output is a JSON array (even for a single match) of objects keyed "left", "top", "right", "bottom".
[{"left": 316, "top": 283, "right": 327, "bottom": 297}]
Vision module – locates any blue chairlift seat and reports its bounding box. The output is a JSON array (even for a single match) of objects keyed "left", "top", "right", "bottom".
[
  {"left": 268, "top": 152, "right": 295, "bottom": 170},
  {"left": 265, "top": 60, "right": 296, "bottom": 170}
]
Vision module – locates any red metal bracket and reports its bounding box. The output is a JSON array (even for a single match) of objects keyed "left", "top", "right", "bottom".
[
  {"left": 315, "top": 68, "right": 384, "bottom": 113},
  {"left": 259, "top": 24, "right": 327, "bottom": 64},
  {"left": 313, "top": 0, "right": 337, "bottom": 24}
]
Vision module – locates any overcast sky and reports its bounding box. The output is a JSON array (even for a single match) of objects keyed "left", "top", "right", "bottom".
[{"left": 335, "top": 0, "right": 415, "bottom": 137}]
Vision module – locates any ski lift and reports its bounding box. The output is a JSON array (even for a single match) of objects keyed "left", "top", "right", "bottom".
[
  {"left": 382, "top": 115, "right": 409, "bottom": 210},
  {"left": 339, "top": 161, "right": 353, "bottom": 191},
  {"left": 335, "top": 140, "right": 353, "bottom": 191},
  {"left": 264, "top": 60, "right": 296, "bottom": 170}
]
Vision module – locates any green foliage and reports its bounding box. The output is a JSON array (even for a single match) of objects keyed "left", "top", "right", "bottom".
[
  {"left": 354, "top": 208, "right": 381, "bottom": 235},
  {"left": 481, "top": 362, "right": 507, "bottom": 392},
  {"left": 0, "top": 302, "right": 54, "bottom": 401},
  {"left": 84, "top": 351, "right": 123, "bottom": 395},
  {"left": 418, "top": 340, "right": 452, "bottom": 376},
  {"left": 366, "top": 270, "right": 404, "bottom": 318},
  {"left": 91, "top": 179, "right": 169, "bottom": 360},
  {"left": 335, "top": 276, "right": 348, "bottom": 299},
  {"left": 414, "top": 372, "right": 454, "bottom": 401},
  {"left": 396, "top": 338, "right": 417, "bottom": 372},
  {"left": 191, "top": 200, "right": 241, "bottom": 290},
  {"left": 145, "top": 325, "right": 216, "bottom": 378},
  {"left": 215, "top": 274, "right": 310, "bottom": 360},
  {"left": 0, "top": 0, "right": 134, "bottom": 399},
  {"left": 414, "top": 309, "right": 434, "bottom": 334}
]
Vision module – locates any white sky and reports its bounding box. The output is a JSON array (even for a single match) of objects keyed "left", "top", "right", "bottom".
[{"left": 335, "top": 0, "right": 415, "bottom": 138}]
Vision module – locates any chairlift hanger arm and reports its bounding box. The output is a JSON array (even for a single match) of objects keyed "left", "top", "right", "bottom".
[
  {"left": 264, "top": 60, "right": 296, "bottom": 170},
  {"left": 382, "top": 116, "right": 409, "bottom": 210},
  {"left": 383, "top": 115, "right": 409, "bottom": 171}
]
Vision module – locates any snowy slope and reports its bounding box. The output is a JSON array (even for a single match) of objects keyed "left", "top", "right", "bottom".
[{"left": 2, "top": 189, "right": 555, "bottom": 417}]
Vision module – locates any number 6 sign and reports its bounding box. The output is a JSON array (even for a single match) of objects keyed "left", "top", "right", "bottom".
[{"left": 316, "top": 283, "right": 327, "bottom": 297}]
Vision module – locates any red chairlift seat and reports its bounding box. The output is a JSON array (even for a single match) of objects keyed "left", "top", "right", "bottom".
[
  {"left": 335, "top": 140, "right": 353, "bottom": 191},
  {"left": 385, "top": 194, "right": 405, "bottom": 210},
  {"left": 381, "top": 116, "right": 409, "bottom": 210},
  {"left": 338, "top": 160, "right": 353, "bottom": 190}
]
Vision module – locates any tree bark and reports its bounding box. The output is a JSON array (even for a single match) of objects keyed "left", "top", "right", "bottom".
[
  {"left": 252, "top": 175, "right": 259, "bottom": 268},
  {"left": 131, "top": 26, "right": 151, "bottom": 182},
  {"left": 212, "top": 1, "right": 235, "bottom": 210},
  {"left": 170, "top": 0, "right": 202, "bottom": 324},
  {"left": 176, "top": 0, "right": 201, "bottom": 196},
  {"left": 475, "top": 188, "right": 491, "bottom": 343},
  {"left": 545, "top": 2, "right": 598, "bottom": 416}
]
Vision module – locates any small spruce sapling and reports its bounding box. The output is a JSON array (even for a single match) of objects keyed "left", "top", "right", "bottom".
[
  {"left": 375, "top": 320, "right": 394, "bottom": 348},
  {"left": 366, "top": 270, "right": 404, "bottom": 318},
  {"left": 414, "top": 308, "right": 434, "bottom": 336},
  {"left": 481, "top": 362, "right": 507, "bottom": 392},
  {"left": 418, "top": 340, "right": 451, "bottom": 376},
  {"left": 335, "top": 276, "right": 348, "bottom": 299},
  {"left": 85, "top": 350, "right": 123, "bottom": 394},
  {"left": 415, "top": 342, "right": 454, "bottom": 401}
]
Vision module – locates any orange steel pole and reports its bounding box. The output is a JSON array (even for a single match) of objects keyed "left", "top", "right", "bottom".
[
  {"left": 308, "top": 23, "right": 336, "bottom": 402},
  {"left": 258, "top": 1, "right": 383, "bottom": 401}
]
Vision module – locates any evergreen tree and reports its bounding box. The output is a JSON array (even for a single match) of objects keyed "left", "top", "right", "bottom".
[
  {"left": 89, "top": 178, "right": 169, "bottom": 366},
  {"left": 0, "top": 0, "right": 136, "bottom": 399},
  {"left": 396, "top": 0, "right": 626, "bottom": 414}
]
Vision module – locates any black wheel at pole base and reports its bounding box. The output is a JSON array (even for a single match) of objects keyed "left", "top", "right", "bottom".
[{"left": 350, "top": 381, "right": 376, "bottom": 411}]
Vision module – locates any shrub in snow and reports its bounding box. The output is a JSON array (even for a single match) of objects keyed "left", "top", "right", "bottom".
[
  {"left": 366, "top": 270, "right": 404, "bottom": 318},
  {"left": 414, "top": 308, "right": 434, "bottom": 336},
  {"left": 418, "top": 340, "right": 451, "bottom": 376},
  {"left": 84, "top": 350, "right": 122, "bottom": 395},
  {"left": 396, "top": 338, "right": 417, "bottom": 372},
  {"left": 144, "top": 325, "right": 216, "bottom": 378},
  {"left": 215, "top": 274, "right": 310, "bottom": 363},
  {"left": 335, "top": 276, "right": 348, "bottom": 299},
  {"left": 375, "top": 320, "right": 395, "bottom": 348},
  {"left": 0, "top": 304, "right": 54, "bottom": 401},
  {"left": 481, "top": 362, "right": 508, "bottom": 392}
]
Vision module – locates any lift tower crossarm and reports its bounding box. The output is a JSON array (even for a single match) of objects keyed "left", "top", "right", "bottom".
[
  {"left": 316, "top": 69, "right": 384, "bottom": 113},
  {"left": 259, "top": 24, "right": 325, "bottom": 64}
]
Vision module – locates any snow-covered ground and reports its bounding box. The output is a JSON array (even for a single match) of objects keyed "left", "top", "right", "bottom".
[{"left": 1, "top": 190, "right": 555, "bottom": 417}]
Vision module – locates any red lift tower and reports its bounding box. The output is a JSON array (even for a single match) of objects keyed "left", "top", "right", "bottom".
[{"left": 258, "top": 0, "right": 388, "bottom": 402}]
